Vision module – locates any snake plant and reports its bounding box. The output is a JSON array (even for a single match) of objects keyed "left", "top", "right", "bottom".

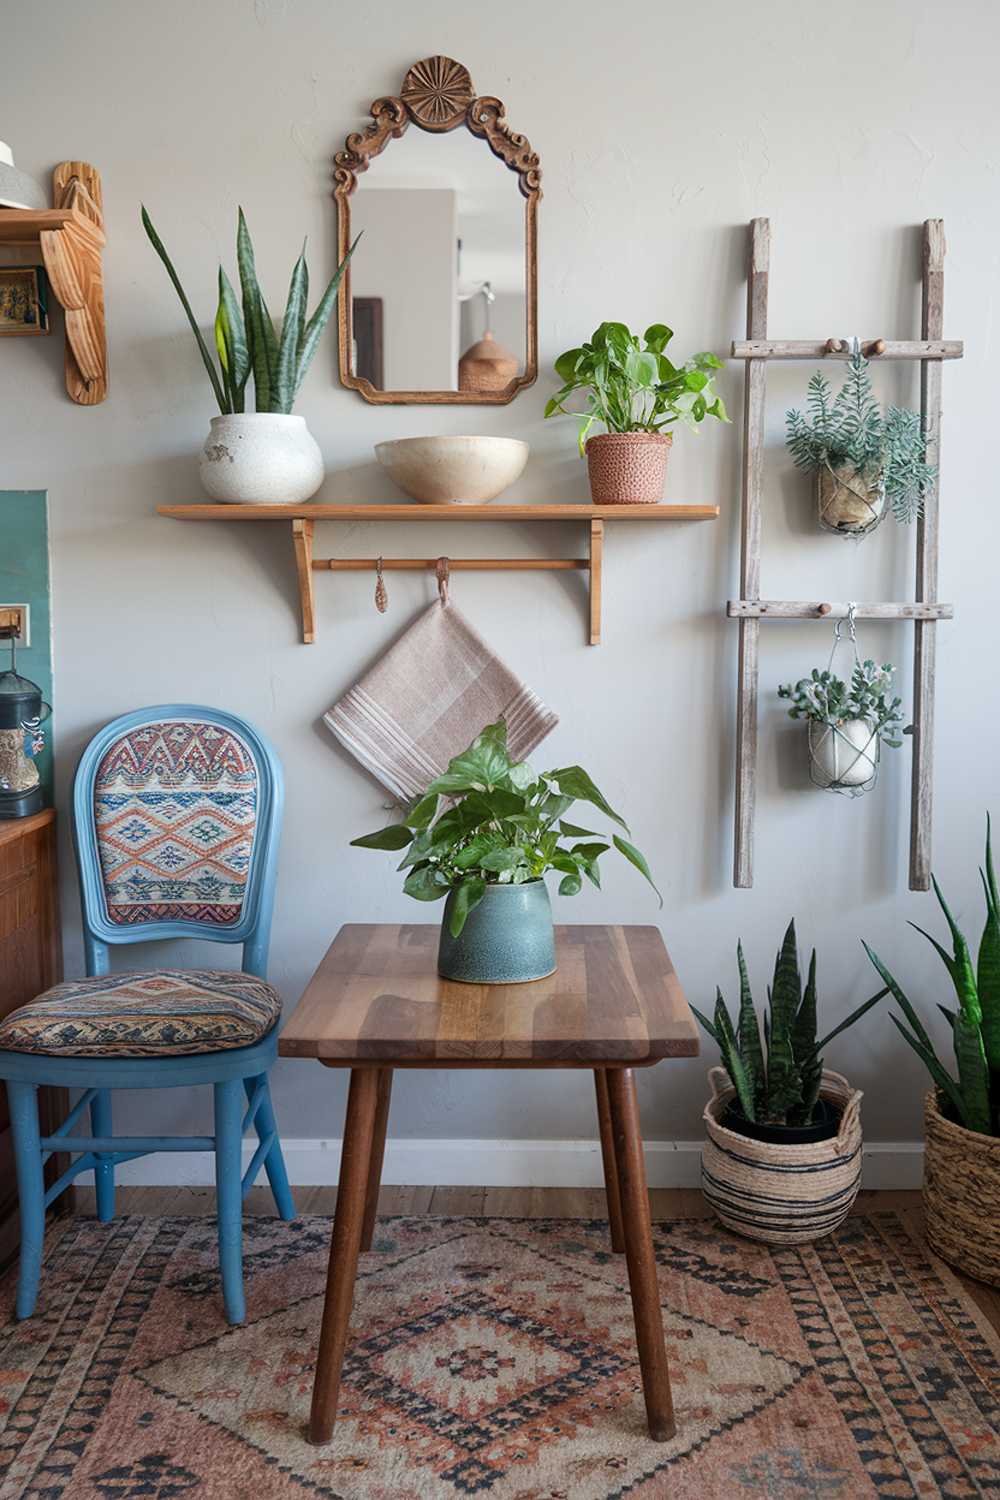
[
  {"left": 864, "top": 817, "right": 1000, "bottom": 1137},
  {"left": 141, "top": 206, "right": 357, "bottom": 415},
  {"left": 692, "top": 921, "right": 888, "bottom": 1126}
]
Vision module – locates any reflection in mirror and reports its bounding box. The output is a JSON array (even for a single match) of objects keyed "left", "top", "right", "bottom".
[{"left": 349, "top": 127, "right": 525, "bottom": 394}]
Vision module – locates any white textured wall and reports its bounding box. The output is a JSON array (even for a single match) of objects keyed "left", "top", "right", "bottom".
[{"left": 2, "top": 0, "right": 997, "bottom": 1154}]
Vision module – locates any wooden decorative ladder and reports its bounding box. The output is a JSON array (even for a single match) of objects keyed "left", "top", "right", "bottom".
[{"left": 729, "top": 217, "right": 962, "bottom": 891}]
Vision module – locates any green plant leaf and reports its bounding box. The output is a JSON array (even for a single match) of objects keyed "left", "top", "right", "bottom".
[
  {"left": 813, "top": 986, "right": 890, "bottom": 1053},
  {"left": 551, "top": 766, "right": 628, "bottom": 830},
  {"left": 350, "top": 823, "right": 413, "bottom": 851},
  {"left": 275, "top": 242, "right": 308, "bottom": 415},
  {"left": 216, "top": 266, "right": 249, "bottom": 411},
  {"left": 236, "top": 208, "right": 274, "bottom": 413},
  {"left": 931, "top": 875, "right": 982, "bottom": 1026},
  {"left": 558, "top": 871, "right": 582, "bottom": 896},
  {"left": 478, "top": 847, "right": 528, "bottom": 874},
  {"left": 643, "top": 323, "right": 673, "bottom": 353},
  {"left": 714, "top": 989, "right": 757, "bottom": 1122},
  {"left": 294, "top": 232, "right": 360, "bottom": 397},
  {"left": 889, "top": 1014, "right": 967, "bottom": 1125},
  {"left": 979, "top": 813, "right": 1000, "bottom": 1072},
  {"left": 735, "top": 941, "right": 765, "bottom": 1117},
  {"left": 612, "top": 834, "right": 662, "bottom": 904},
  {"left": 142, "top": 205, "right": 229, "bottom": 413},
  {"left": 558, "top": 820, "right": 600, "bottom": 839},
  {"left": 405, "top": 792, "right": 439, "bottom": 830},
  {"left": 403, "top": 865, "right": 450, "bottom": 901},
  {"left": 449, "top": 876, "right": 486, "bottom": 936}
]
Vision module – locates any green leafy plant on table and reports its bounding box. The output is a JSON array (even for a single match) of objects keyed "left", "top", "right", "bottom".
[
  {"left": 864, "top": 818, "right": 1000, "bottom": 1136},
  {"left": 141, "top": 206, "right": 357, "bottom": 415},
  {"left": 691, "top": 920, "right": 888, "bottom": 1126},
  {"left": 545, "top": 321, "right": 729, "bottom": 454},
  {"left": 350, "top": 718, "right": 660, "bottom": 937},
  {"left": 785, "top": 351, "right": 935, "bottom": 529}
]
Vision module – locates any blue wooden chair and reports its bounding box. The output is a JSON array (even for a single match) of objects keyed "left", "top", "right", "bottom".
[{"left": 0, "top": 705, "right": 294, "bottom": 1325}]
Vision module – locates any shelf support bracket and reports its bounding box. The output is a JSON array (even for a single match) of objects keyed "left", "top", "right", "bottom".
[
  {"left": 589, "top": 518, "right": 603, "bottom": 646},
  {"left": 291, "top": 519, "right": 316, "bottom": 644},
  {"left": 38, "top": 162, "right": 108, "bottom": 405}
]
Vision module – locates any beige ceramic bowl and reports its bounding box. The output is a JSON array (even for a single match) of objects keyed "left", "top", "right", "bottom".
[{"left": 374, "top": 435, "right": 529, "bottom": 504}]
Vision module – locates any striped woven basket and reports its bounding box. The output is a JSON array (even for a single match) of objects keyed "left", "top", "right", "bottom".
[
  {"left": 923, "top": 1089, "right": 1000, "bottom": 1287},
  {"left": 701, "top": 1067, "right": 863, "bottom": 1245}
]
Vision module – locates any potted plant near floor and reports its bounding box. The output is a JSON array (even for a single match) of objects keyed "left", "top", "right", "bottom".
[
  {"left": 545, "top": 322, "right": 729, "bottom": 504},
  {"left": 785, "top": 351, "right": 936, "bottom": 536},
  {"left": 142, "top": 207, "right": 356, "bottom": 503},
  {"left": 692, "top": 921, "right": 887, "bottom": 1244},
  {"left": 350, "top": 718, "right": 659, "bottom": 982},
  {"left": 778, "top": 657, "right": 906, "bottom": 793},
  {"left": 864, "top": 819, "right": 1000, "bottom": 1287}
]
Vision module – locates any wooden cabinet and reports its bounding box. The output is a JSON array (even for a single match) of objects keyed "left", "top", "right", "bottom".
[{"left": 0, "top": 810, "right": 66, "bottom": 1271}]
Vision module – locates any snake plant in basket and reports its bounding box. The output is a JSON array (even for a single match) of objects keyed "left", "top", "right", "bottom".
[
  {"left": 350, "top": 718, "right": 660, "bottom": 984},
  {"left": 863, "top": 817, "right": 1000, "bottom": 1284},
  {"left": 142, "top": 206, "right": 356, "bottom": 503},
  {"left": 691, "top": 921, "right": 888, "bottom": 1245}
]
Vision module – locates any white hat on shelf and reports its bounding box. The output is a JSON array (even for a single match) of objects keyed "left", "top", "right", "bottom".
[{"left": 0, "top": 142, "right": 48, "bottom": 211}]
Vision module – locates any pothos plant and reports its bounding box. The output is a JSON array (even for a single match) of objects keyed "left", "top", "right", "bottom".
[
  {"left": 785, "top": 351, "right": 936, "bottom": 524},
  {"left": 545, "top": 321, "right": 729, "bottom": 454},
  {"left": 778, "top": 659, "right": 906, "bottom": 748},
  {"left": 351, "top": 719, "right": 661, "bottom": 936}
]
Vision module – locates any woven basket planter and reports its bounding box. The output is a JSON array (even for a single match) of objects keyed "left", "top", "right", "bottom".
[
  {"left": 585, "top": 432, "right": 671, "bottom": 504},
  {"left": 701, "top": 1067, "right": 863, "bottom": 1244},
  {"left": 923, "top": 1089, "right": 1000, "bottom": 1287}
]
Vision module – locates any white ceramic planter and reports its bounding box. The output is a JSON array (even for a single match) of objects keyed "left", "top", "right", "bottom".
[
  {"left": 808, "top": 717, "right": 879, "bottom": 787},
  {"left": 200, "top": 414, "right": 324, "bottom": 504}
]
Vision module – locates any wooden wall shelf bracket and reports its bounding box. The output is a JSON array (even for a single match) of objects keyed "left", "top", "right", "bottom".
[
  {"left": 157, "top": 502, "right": 718, "bottom": 647},
  {"left": 0, "top": 161, "right": 108, "bottom": 405},
  {"left": 727, "top": 217, "right": 962, "bottom": 892}
]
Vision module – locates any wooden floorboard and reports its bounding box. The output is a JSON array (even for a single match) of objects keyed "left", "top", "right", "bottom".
[{"left": 70, "top": 1184, "right": 1000, "bottom": 1335}]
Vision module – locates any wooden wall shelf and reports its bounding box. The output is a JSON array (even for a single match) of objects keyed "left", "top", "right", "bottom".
[
  {"left": 0, "top": 162, "right": 108, "bottom": 405},
  {"left": 157, "top": 501, "right": 719, "bottom": 645}
]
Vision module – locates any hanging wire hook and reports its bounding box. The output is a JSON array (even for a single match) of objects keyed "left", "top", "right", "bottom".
[{"left": 436, "top": 557, "right": 450, "bottom": 605}]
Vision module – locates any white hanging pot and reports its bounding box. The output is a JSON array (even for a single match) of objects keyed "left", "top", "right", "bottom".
[
  {"left": 808, "top": 717, "right": 879, "bottom": 788},
  {"left": 199, "top": 413, "right": 324, "bottom": 504}
]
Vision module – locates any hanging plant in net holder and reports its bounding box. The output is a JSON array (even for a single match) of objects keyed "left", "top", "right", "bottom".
[{"left": 777, "top": 605, "right": 907, "bottom": 798}]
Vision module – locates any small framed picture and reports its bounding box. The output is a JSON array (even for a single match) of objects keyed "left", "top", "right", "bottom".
[{"left": 0, "top": 266, "right": 50, "bottom": 336}]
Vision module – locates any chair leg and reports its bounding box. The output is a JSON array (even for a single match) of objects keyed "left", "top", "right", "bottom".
[
  {"left": 594, "top": 1069, "right": 626, "bottom": 1252},
  {"left": 90, "top": 1088, "right": 115, "bottom": 1223},
  {"left": 607, "top": 1067, "right": 676, "bottom": 1442},
  {"left": 8, "top": 1081, "right": 45, "bottom": 1320},
  {"left": 361, "top": 1067, "right": 392, "bottom": 1252},
  {"left": 245, "top": 1074, "right": 295, "bottom": 1222},
  {"left": 214, "top": 1078, "right": 246, "bottom": 1326}
]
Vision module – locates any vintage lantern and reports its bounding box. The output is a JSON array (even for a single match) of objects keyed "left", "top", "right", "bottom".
[{"left": 0, "top": 634, "right": 50, "bottom": 819}]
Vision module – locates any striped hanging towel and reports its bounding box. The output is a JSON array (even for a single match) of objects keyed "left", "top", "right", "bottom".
[{"left": 324, "top": 593, "right": 558, "bottom": 803}]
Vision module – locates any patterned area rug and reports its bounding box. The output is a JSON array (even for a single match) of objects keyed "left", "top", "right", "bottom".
[{"left": 1, "top": 1213, "right": 998, "bottom": 1498}]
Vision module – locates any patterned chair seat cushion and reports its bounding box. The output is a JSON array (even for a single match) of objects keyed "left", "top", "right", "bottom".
[{"left": 0, "top": 969, "right": 282, "bottom": 1058}]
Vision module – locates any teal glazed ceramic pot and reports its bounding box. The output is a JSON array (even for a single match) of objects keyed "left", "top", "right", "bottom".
[{"left": 438, "top": 880, "right": 556, "bottom": 984}]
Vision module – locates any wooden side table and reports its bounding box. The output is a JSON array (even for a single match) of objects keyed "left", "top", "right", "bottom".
[{"left": 279, "top": 922, "right": 698, "bottom": 1445}]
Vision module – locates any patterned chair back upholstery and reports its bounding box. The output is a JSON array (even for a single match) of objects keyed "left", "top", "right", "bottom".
[{"left": 74, "top": 708, "right": 283, "bottom": 971}]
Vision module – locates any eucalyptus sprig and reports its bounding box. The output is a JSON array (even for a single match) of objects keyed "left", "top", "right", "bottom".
[
  {"left": 351, "top": 718, "right": 661, "bottom": 936},
  {"left": 142, "top": 206, "right": 358, "bottom": 415},
  {"left": 546, "top": 321, "right": 729, "bottom": 455},
  {"left": 778, "top": 660, "right": 906, "bottom": 748}
]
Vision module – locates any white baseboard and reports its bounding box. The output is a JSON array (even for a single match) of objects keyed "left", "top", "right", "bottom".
[{"left": 85, "top": 1136, "right": 925, "bottom": 1192}]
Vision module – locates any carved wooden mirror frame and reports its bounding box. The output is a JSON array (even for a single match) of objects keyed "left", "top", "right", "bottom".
[{"left": 333, "top": 56, "right": 541, "bottom": 405}]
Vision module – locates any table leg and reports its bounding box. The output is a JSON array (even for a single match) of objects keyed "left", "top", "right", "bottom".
[
  {"left": 606, "top": 1067, "right": 676, "bottom": 1442},
  {"left": 593, "top": 1069, "right": 625, "bottom": 1253},
  {"left": 361, "top": 1067, "right": 393, "bottom": 1251},
  {"left": 308, "top": 1066, "right": 379, "bottom": 1445}
]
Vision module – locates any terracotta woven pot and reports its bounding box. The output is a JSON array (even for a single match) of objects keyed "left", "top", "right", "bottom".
[
  {"left": 585, "top": 432, "right": 672, "bottom": 504},
  {"left": 701, "top": 1067, "right": 863, "bottom": 1244},
  {"left": 923, "top": 1089, "right": 1000, "bottom": 1287}
]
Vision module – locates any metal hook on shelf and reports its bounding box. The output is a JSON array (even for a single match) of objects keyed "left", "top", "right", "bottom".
[{"left": 436, "top": 557, "right": 450, "bottom": 604}]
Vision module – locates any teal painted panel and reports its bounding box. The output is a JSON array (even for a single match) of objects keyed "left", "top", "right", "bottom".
[{"left": 0, "top": 491, "right": 53, "bottom": 801}]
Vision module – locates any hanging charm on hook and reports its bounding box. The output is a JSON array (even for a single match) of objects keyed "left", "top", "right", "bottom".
[
  {"left": 374, "top": 556, "right": 388, "bottom": 614},
  {"left": 436, "top": 557, "right": 450, "bottom": 606}
]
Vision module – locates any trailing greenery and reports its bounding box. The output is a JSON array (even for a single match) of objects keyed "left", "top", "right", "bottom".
[
  {"left": 778, "top": 660, "right": 906, "bottom": 749},
  {"left": 350, "top": 718, "right": 660, "bottom": 937},
  {"left": 545, "top": 321, "right": 729, "bottom": 455},
  {"left": 691, "top": 921, "right": 888, "bottom": 1127},
  {"left": 864, "top": 817, "right": 1000, "bottom": 1138},
  {"left": 785, "top": 352, "right": 936, "bottom": 524},
  {"left": 141, "top": 206, "right": 357, "bottom": 415}
]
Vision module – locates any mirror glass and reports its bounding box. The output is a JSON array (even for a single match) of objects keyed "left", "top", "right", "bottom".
[{"left": 348, "top": 126, "right": 526, "bottom": 395}]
